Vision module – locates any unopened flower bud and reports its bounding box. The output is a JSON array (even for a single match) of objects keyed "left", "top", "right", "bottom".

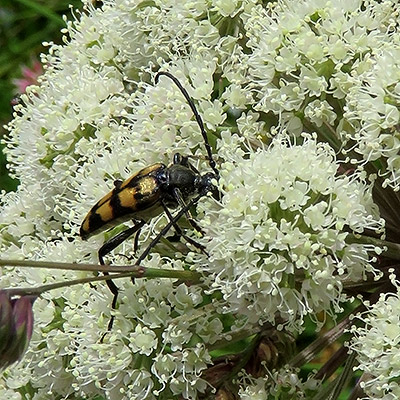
[
  {"left": 0, "top": 292, "right": 13, "bottom": 355},
  {"left": 0, "top": 291, "right": 36, "bottom": 369}
]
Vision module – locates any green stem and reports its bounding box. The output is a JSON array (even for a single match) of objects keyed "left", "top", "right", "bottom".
[
  {"left": 289, "top": 306, "right": 358, "bottom": 369},
  {"left": 345, "top": 233, "right": 400, "bottom": 261},
  {"left": 0, "top": 259, "right": 139, "bottom": 273},
  {"left": 0, "top": 259, "right": 202, "bottom": 296},
  {"left": 4, "top": 271, "right": 140, "bottom": 296}
]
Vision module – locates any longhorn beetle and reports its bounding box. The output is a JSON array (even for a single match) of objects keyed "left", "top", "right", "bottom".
[{"left": 80, "top": 71, "right": 219, "bottom": 334}]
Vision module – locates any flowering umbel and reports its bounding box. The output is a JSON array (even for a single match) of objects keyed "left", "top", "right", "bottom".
[
  {"left": 0, "top": 291, "right": 36, "bottom": 370},
  {"left": 1, "top": 0, "right": 400, "bottom": 399},
  {"left": 347, "top": 273, "right": 400, "bottom": 400},
  {"left": 198, "top": 134, "right": 382, "bottom": 331}
]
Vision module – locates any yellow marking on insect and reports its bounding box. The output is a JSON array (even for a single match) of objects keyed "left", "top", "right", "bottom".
[
  {"left": 80, "top": 163, "right": 167, "bottom": 239},
  {"left": 118, "top": 187, "right": 138, "bottom": 209},
  {"left": 120, "top": 164, "right": 163, "bottom": 190},
  {"left": 96, "top": 202, "right": 114, "bottom": 222},
  {"left": 93, "top": 191, "right": 113, "bottom": 209},
  {"left": 140, "top": 176, "right": 159, "bottom": 194}
]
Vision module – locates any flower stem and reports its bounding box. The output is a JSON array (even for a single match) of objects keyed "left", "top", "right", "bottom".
[
  {"left": 0, "top": 258, "right": 138, "bottom": 273},
  {"left": 0, "top": 259, "right": 202, "bottom": 296},
  {"left": 345, "top": 233, "right": 400, "bottom": 261}
]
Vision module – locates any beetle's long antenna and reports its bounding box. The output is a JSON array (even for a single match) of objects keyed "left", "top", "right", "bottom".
[{"left": 155, "top": 71, "right": 219, "bottom": 178}]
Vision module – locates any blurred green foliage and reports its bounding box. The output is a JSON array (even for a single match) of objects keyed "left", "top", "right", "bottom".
[{"left": 0, "top": 0, "right": 82, "bottom": 192}]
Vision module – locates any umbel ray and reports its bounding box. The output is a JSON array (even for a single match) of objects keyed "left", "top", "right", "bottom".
[{"left": 79, "top": 71, "right": 220, "bottom": 334}]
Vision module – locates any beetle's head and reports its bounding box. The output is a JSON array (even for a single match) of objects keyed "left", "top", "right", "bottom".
[{"left": 195, "top": 172, "right": 219, "bottom": 199}]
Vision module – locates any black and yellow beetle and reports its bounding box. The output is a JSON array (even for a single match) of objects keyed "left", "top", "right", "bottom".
[{"left": 79, "top": 71, "right": 219, "bottom": 333}]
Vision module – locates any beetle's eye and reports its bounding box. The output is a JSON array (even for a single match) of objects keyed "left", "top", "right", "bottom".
[
  {"left": 173, "top": 153, "right": 182, "bottom": 164},
  {"left": 158, "top": 170, "right": 168, "bottom": 183}
]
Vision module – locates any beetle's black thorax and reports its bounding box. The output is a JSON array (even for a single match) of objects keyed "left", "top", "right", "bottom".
[{"left": 156, "top": 164, "right": 199, "bottom": 207}]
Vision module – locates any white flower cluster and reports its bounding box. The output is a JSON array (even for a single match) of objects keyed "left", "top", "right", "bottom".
[
  {"left": 240, "top": 0, "right": 400, "bottom": 188},
  {"left": 0, "top": 0, "right": 394, "bottom": 398},
  {"left": 199, "top": 134, "right": 383, "bottom": 331},
  {"left": 0, "top": 1, "right": 256, "bottom": 397},
  {"left": 348, "top": 274, "right": 400, "bottom": 400},
  {"left": 238, "top": 368, "right": 320, "bottom": 399},
  {"left": 2, "top": 255, "right": 219, "bottom": 399},
  {"left": 63, "top": 271, "right": 215, "bottom": 399}
]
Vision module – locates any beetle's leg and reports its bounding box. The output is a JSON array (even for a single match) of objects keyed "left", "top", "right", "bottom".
[
  {"left": 98, "top": 220, "right": 146, "bottom": 340},
  {"left": 172, "top": 187, "right": 205, "bottom": 234},
  {"left": 116, "top": 222, "right": 143, "bottom": 259},
  {"left": 133, "top": 226, "right": 142, "bottom": 254},
  {"left": 98, "top": 220, "right": 146, "bottom": 264},
  {"left": 161, "top": 199, "right": 207, "bottom": 254},
  {"left": 135, "top": 193, "right": 204, "bottom": 265}
]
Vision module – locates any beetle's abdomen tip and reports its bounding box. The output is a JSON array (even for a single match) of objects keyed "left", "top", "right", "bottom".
[
  {"left": 79, "top": 216, "right": 93, "bottom": 240},
  {"left": 79, "top": 226, "right": 89, "bottom": 240}
]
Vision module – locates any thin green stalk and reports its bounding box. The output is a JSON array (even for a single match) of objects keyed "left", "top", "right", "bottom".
[
  {"left": 289, "top": 306, "right": 360, "bottom": 369},
  {"left": 0, "top": 259, "right": 202, "bottom": 296},
  {"left": 328, "top": 352, "right": 357, "bottom": 400},
  {"left": 0, "top": 258, "right": 139, "bottom": 273},
  {"left": 311, "top": 352, "right": 357, "bottom": 400},
  {"left": 3, "top": 271, "right": 141, "bottom": 296},
  {"left": 345, "top": 233, "right": 400, "bottom": 261}
]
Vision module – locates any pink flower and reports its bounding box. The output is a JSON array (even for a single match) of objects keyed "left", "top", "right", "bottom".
[{"left": 12, "top": 60, "right": 43, "bottom": 94}]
